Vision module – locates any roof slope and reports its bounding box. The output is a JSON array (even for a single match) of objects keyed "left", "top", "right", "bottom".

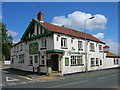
[
  {"left": 106, "top": 52, "right": 120, "bottom": 58},
  {"left": 36, "top": 20, "right": 105, "bottom": 44}
]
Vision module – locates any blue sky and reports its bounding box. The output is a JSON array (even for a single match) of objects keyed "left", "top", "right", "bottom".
[{"left": 2, "top": 2, "right": 119, "bottom": 54}]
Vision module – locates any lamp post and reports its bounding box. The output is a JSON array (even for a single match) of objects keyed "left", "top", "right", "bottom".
[{"left": 84, "top": 16, "right": 95, "bottom": 72}]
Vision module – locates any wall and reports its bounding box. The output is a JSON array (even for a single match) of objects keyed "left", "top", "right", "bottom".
[
  {"left": 10, "top": 23, "right": 54, "bottom": 73},
  {"left": 53, "top": 33, "right": 106, "bottom": 74}
]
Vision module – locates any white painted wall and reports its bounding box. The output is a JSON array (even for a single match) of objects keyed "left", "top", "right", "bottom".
[
  {"left": 11, "top": 23, "right": 120, "bottom": 75},
  {"left": 11, "top": 23, "right": 54, "bottom": 73},
  {"left": 53, "top": 33, "right": 107, "bottom": 74}
]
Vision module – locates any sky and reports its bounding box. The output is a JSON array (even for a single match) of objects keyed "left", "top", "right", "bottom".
[{"left": 2, "top": 2, "right": 119, "bottom": 55}]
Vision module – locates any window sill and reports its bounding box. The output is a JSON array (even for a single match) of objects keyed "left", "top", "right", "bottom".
[
  {"left": 90, "top": 50, "right": 95, "bottom": 52},
  {"left": 39, "top": 65, "right": 45, "bottom": 67},
  {"left": 99, "top": 51, "right": 103, "bottom": 53},
  {"left": 28, "top": 65, "right": 33, "bottom": 66},
  {"left": 70, "top": 64, "right": 84, "bottom": 66},
  {"left": 78, "top": 49, "right": 83, "bottom": 51},
  {"left": 61, "top": 47, "right": 68, "bottom": 49},
  {"left": 19, "top": 62, "right": 24, "bottom": 63},
  {"left": 40, "top": 47, "right": 47, "bottom": 50},
  {"left": 90, "top": 65, "right": 95, "bottom": 67},
  {"left": 96, "top": 65, "right": 99, "bottom": 66}
]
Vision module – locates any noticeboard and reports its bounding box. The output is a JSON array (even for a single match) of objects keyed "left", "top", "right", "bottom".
[
  {"left": 29, "top": 42, "right": 38, "bottom": 55},
  {"left": 65, "top": 57, "right": 69, "bottom": 66}
]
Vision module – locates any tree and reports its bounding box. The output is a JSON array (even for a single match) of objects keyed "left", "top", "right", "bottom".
[{"left": 0, "top": 22, "right": 13, "bottom": 60}]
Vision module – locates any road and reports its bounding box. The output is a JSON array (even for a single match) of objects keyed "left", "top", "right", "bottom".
[{"left": 2, "top": 68, "right": 120, "bottom": 89}]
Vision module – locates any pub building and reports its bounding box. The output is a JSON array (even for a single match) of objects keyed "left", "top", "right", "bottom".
[{"left": 11, "top": 11, "right": 120, "bottom": 75}]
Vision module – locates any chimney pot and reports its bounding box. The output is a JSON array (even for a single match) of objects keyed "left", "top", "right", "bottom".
[{"left": 37, "top": 11, "right": 44, "bottom": 22}]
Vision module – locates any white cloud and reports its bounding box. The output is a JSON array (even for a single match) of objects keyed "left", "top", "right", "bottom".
[
  {"left": 7, "top": 30, "right": 18, "bottom": 37},
  {"left": 52, "top": 11, "right": 107, "bottom": 31},
  {"left": 93, "top": 33, "right": 119, "bottom": 55},
  {"left": 13, "top": 38, "right": 20, "bottom": 43},
  {"left": 93, "top": 33, "right": 104, "bottom": 39}
]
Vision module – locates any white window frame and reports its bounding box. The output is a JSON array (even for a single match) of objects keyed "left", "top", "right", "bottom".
[
  {"left": 61, "top": 38, "right": 67, "bottom": 49},
  {"left": 90, "top": 43, "right": 95, "bottom": 52},
  {"left": 41, "top": 38, "right": 46, "bottom": 48},
  {"left": 96, "top": 58, "right": 99, "bottom": 66},
  {"left": 78, "top": 41, "right": 83, "bottom": 51},
  {"left": 19, "top": 54, "right": 24, "bottom": 63},
  {"left": 99, "top": 44, "right": 102, "bottom": 52},
  {"left": 29, "top": 56, "right": 33, "bottom": 66},
  {"left": 41, "top": 56, "right": 45, "bottom": 65},
  {"left": 71, "top": 56, "right": 83, "bottom": 66},
  {"left": 91, "top": 58, "right": 95, "bottom": 67},
  {"left": 114, "top": 58, "right": 119, "bottom": 65}
]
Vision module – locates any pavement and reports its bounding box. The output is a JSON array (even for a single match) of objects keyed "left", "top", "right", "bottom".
[
  {"left": 1, "top": 68, "right": 120, "bottom": 89},
  {"left": 1, "top": 68, "right": 61, "bottom": 88}
]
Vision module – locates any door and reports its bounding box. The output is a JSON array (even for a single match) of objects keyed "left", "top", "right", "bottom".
[{"left": 51, "top": 54, "right": 58, "bottom": 71}]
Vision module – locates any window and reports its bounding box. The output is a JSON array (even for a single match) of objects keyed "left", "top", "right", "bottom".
[
  {"left": 114, "top": 58, "right": 119, "bottom": 65},
  {"left": 116, "top": 58, "right": 119, "bottom": 64},
  {"left": 17, "top": 46, "right": 19, "bottom": 52},
  {"left": 20, "top": 44, "right": 22, "bottom": 51},
  {"left": 11, "top": 58, "right": 14, "bottom": 64},
  {"left": 91, "top": 58, "right": 95, "bottom": 67},
  {"left": 78, "top": 41, "right": 83, "bottom": 51},
  {"left": 56, "top": 36, "right": 59, "bottom": 41},
  {"left": 99, "top": 45, "right": 102, "bottom": 52},
  {"left": 114, "top": 58, "right": 116, "bottom": 65},
  {"left": 90, "top": 43, "right": 95, "bottom": 52},
  {"left": 34, "top": 55, "right": 38, "bottom": 63},
  {"left": 100, "top": 60, "right": 102, "bottom": 66},
  {"left": 19, "top": 54, "right": 24, "bottom": 63},
  {"left": 37, "top": 25, "right": 39, "bottom": 35},
  {"left": 40, "top": 27, "right": 43, "bottom": 34},
  {"left": 41, "top": 56, "right": 45, "bottom": 65},
  {"left": 71, "top": 56, "right": 83, "bottom": 66},
  {"left": 29, "top": 56, "right": 33, "bottom": 65},
  {"left": 61, "top": 38, "right": 67, "bottom": 48},
  {"left": 14, "top": 47, "right": 16, "bottom": 53},
  {"left": 96, "top": 58, "right": 99, "bottom": 66},
  {"left": 41, "top": 38, "right": 46, "bottom": 48},
  {"left": 71, "top": 38, "right": 74, "bottom": 43}
]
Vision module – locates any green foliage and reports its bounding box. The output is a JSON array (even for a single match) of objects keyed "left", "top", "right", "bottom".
[{"left": 0, "top": 22, "right": 13, "bottom": 60}]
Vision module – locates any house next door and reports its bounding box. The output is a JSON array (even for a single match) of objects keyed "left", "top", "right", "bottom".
[{"left": 51, "top": 54, "right": 58, "bottom": 71}]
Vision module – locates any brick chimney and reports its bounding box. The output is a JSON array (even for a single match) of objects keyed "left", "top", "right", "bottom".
[{"left": 37, "top": 11, "right": 44, "bottom": 22}]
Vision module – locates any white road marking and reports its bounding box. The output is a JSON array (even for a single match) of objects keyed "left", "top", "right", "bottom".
[
  {"left": 27, "top": 81, "right": 36, "bottom": 83},
  {"left": 98, "top": 77, "right": 106, "bottom": 80},
  {"left": 109, "top": 74, "right": 116, "bottom": 77},
  {"left": 8, "top": 82, "right": 17, "bottom": 86},
  {"left": 48, "top": 80, "right": 87, "bottom": 88},
  {"left": 6, "top": 77, "right": 19, "bottom": 82},
  {"left": 20, "top": 82, "right": 27, "bottom": 84}
]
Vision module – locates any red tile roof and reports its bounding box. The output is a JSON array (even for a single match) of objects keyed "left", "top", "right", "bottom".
[
  {"left": 36, "top": 20, "right": 105, "bottom": 44},
  {"left": 106, "top": 52, "right": 120, "bottom": 58}
]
